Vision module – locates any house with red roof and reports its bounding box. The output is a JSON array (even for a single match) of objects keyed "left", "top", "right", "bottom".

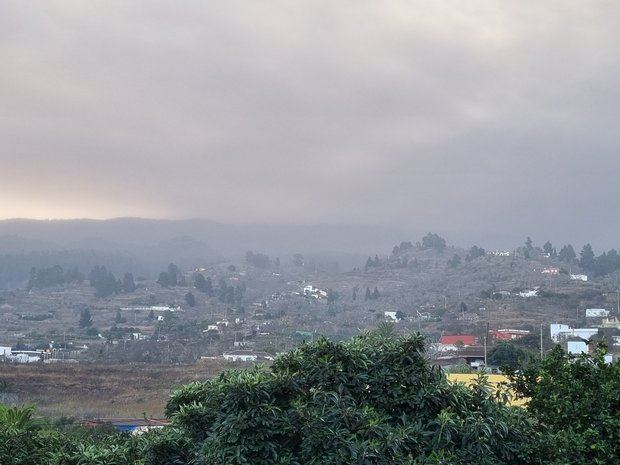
[
  {"left": 490, "top": 329, "right": 530, "bottom": 342},
  {"left": 439, "top": 335, "right": 477, "bottom": 346},
  {"left": 436, "top": 334, "right": 478, "bottom": 352}
]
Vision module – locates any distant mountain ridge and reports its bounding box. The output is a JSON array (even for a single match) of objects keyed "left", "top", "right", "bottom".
[
  {"left": 0, "top": 218, "right": 413, "bottom": 256},
  {"left": 0, "top": 218, "right": 416, "bottom": 289}
]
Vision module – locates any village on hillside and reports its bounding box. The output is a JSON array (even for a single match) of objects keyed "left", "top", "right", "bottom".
[{"left": 1, "top": 235, "right": 619, "bottom": 374}]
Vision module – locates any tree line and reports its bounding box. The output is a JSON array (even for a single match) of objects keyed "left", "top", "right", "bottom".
[{"left": 27, "top": 266, "right": 84, "bottom": 290}]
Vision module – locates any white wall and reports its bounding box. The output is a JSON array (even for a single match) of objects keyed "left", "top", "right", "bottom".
[{"left": 567, "top": 340, "right": 587, "bottom": 355}]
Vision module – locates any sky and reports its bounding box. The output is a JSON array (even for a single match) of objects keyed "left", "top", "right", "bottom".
[{"left": 1, "top": 1, "right": 620, "bottom": 246}]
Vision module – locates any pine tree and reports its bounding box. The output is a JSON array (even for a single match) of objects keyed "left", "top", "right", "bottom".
[
  {"left": 580, "top": 244, "right": 595, "bottom": 271},
  {"left": 122, "top": 272, "right": 136, "bottom": 293},
  {"left": 185, "top": 292, "right": 196, "bottom": 307},
  {"left": 79, "top": 308, "right": 93, "bottom": 328}
]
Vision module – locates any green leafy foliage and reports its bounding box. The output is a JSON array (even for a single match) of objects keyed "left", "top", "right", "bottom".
[
  {"left": 507, "top": 345, "right": 620, "bottom": 464},
  {"left": 1, "top": 335, "right": 618, "bottom": 464},
  {"left": 163, "top": 333, "right": 534, "bottom": 464}
]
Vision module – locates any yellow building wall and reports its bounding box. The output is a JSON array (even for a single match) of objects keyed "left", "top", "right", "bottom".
[{"left": 446, "top": 373, "right": 528, "bottom": 407}]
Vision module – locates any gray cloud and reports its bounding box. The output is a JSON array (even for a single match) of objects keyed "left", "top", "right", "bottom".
[{"left": 1, "top": 1, "right": 620, "bottom": 247}]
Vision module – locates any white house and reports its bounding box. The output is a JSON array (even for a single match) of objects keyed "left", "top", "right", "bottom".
[
  {"left": 384, "top": 311, "right": 398, "bottom": 321},
  {"left": 7, "top": 353, "right": 40, "bottom": 363},
  {"left": 519, "top": 289, "right": 539, "bottom": 298},
  {"left": 542, "top": 267, "right": 559, "bottom": 275},
  {"left": 222, "top": 350, "right": 274, "bottom": 362},
  {"left": 585, "top": 309, "right": 609, "bottom": 318},
  {"left": 303, "top": 285, "right": 328, "bottom": 299},
  {"left": 550, "top": 323, "right": 598, "bottom": 342},
  {"left": 223, "top": 351, "right": 257, "bottom": 362},
  {"left": 570, "top": 274, "right": 588, "bottom": 282},
  {"left": 0, "top": 346, "right": 12, "bottom": 357},
  {"left": 489, "top": 251, "right": 511, "bottom": 257},
  {"left": 120, "top": 305, "right": 181, "bottom": 312},
  {"left": 550, "top": 324, "right": 571, "bottom": 342},
  {"left": 571, "top": 328, "right": 598, "bottom": 340}
]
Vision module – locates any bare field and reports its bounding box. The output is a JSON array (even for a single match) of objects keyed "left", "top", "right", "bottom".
[{"left": 0, "top": 361, "right": 226, "bottom": 419}]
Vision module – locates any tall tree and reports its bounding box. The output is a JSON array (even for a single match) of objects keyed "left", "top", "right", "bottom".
[
  {"left": 372, "top": 286, "right": 380, "bottom": 300},
  {"left": 421, "top": 233, "right": 446, "bottom": 253},
  {"left": 465, "top": 245, "right": 486, "bottom": 262},
  {"left": 185, "top": 291, "right": 196, "bottom": 307},
  {"left": 78, "top": 308, "right": 93, "bottom": 328},
  {"left": 558, "top": 244, "right": 576, "bottom": 263},
  {"left": 448, "top": 254, "right": 461, "bottom": 268},
  {"left": 122, "top": 272, "right": 136, "bottom": 293},
  {"left": 580, "top": 243, "right": 595, "bottom": 271},
  {"left": 167, "top": 263, "right": 179, "bottom": 286}
]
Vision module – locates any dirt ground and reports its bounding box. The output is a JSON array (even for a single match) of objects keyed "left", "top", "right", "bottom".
[{"left": 0, "top": 361, "right": 226, "bottom": 419}]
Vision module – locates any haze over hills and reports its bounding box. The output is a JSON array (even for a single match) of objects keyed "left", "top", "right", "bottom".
[
  {"left": 0, "top": 218, "right": 417, "bottom": 288},
  {"left": 0, "top": 217, "right": 414, "bottom": 259},
  {"left": 1, "top": 217, "right": 619, "bottom": 295},
  {"left": 3, "top": 217, "right": 611, "bottom": 256}
]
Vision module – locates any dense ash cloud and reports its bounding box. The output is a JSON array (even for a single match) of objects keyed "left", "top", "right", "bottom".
[{"left": 1, "top": 1, "right": 619, "bottom": 247}]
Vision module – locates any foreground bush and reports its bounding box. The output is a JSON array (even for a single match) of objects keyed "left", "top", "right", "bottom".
[
  {"left": 163, "top": 333, "right": 535, "bottom": 464},
  {"left": 507, "top": 345, "right": 620, "bottom": 465},
  {"left": 1, "top": 332, "right": 618, "bottom": 464}
]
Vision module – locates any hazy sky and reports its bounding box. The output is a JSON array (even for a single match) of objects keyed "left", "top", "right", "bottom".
[{"left": 1, "top": 1, "right": 619, "bottom": 244}]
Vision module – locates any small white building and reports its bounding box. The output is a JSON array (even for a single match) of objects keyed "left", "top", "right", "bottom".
[
  {"left": 0, "top": 346, "right": 12, "bottom": 357},
  {"left": 550, "top": 324, "right": 571, "bottom": 342},
  {"left": 570, "top": 274, "right": 588, "bottom": 282},
  {"left": 585, "top": 309, "right": 609, "bottom": 318},
  {"left": 223, "top": 351, "right": 257, "bottom": 362},
  {"left": 8, "top": 353, "right": 40, "bottom": 363},
  {"left": 566, "top": 339, "right": 588, "bottom": 355},
  {"left": 519, "top": 289, "right": 539, "bottom": 298},
  {"left": 384, "top": 311, "right": 398, "bottom": 321},
  {"left": 542, "top": 267, "right": 559, "bottom": 275},
  {"left": 120, "top": 305, "right": 181, "bottom": 312},
  {"left": 303, "top": 285, "right": 328, "bottom": 299},
  {"left": 571, "top": 328, "right": 598, "bottom": 340},
  {"left": 550, "top": 324, "right": 598, "bottom": 342},
  {"left": 222, "top": 350, "right": 274, "bottom": 362}
]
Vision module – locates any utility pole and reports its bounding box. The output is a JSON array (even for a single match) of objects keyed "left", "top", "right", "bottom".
[
  {"left": 540, "top": 323, "right": 544, "bottom": 359},
  {"left": 484, "top": 322, "right": 489, "bottom": 367},
  {"left": 616, "top": 274, "right": 619, "bottom": 315}
]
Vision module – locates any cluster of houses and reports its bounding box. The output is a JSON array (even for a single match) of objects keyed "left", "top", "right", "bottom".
[
  {"left": 0, "top": 345, "right": 81, "bottom": 364},
  {"left": 431, "top": 308, "right": 620, "bottom": 371},
  {"left": 550, "top": 310, "right": 619, "bottom": 361}
]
